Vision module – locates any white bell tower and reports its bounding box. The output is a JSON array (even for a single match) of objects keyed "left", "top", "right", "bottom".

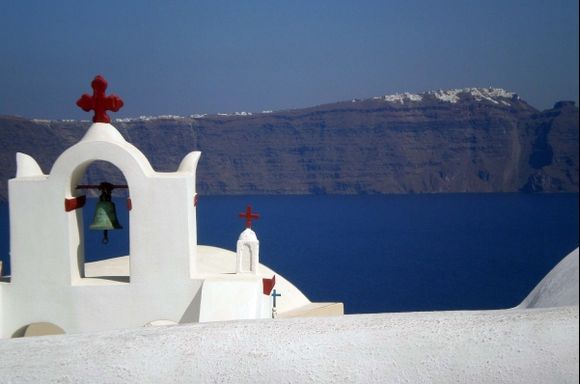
[
  {"left": 236, "top": 205, "right": 260, "bottom": 274},
  {"left": 236, "top": 228, "right": 259, "bottom": 274}
]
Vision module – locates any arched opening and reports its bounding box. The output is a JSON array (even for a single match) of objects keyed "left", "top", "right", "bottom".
[
  {"left": 77, "top": 161, "right": 131, "bottom": 282},
  {"left": 12, "top": 322, "right": 65, "bottom": 338}
]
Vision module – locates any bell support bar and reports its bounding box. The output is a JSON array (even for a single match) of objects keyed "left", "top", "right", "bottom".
[
  {"left": 65, "top": 183, "right": 129, "bottom": 212},
  {"left": 65, "top": 196, "right": 87, "bottom": 212},
  {"left": 76, "top": 183, "right": 128, "bottom": 191}
]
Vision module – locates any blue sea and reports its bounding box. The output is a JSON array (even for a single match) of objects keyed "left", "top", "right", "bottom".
[{"left": 1, "top": 194, "right": 578, "bottom": 314}]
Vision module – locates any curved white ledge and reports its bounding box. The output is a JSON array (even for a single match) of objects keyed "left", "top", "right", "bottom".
[
  {"left": 81, "top": 123, "right": 126, "bottom": 143},
  {"left": 15, "top": 152, "right": 44, "bottom": 178},
  {"left": 177, "top": 151, "right": 202, "bottom": 173}
]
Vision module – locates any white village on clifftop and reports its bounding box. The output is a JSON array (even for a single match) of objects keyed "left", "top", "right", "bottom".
[{"left": 0, "top": 76, "right": 577, "bottom": 383}]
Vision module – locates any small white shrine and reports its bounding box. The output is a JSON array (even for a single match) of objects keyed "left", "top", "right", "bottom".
[{"left": 0, "top": 76, "right": 342, "bottom": 338}]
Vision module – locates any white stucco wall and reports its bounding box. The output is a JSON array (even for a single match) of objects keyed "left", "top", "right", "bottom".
[
  {"left": 1, "top": 123, "right": 206, "bottom": 337},
  {"left": 0, "top": 248, "right": 577, "bottom": 383},
  {"left": 0, "top": 306, "right": 577, "bottom": 383},
  {"left": 519, "top": 248, "right": 579, "bottom": 309}
]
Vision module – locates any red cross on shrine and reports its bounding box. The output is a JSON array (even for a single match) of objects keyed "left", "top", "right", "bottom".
[
  {"left": 239, "top": 205, "right": 260, "bottom": 228},
  {"left": 76, "top": 75, "right": 124, "bottom": 123}
]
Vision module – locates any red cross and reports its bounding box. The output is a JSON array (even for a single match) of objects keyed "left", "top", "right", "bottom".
[
  {"left": 76, "top": 75, "right": 124, "bottom": 123},
  {"left": 239, "top": 205, "right": 260, "bottom": 228}
]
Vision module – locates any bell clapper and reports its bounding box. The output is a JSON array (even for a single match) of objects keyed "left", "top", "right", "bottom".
[{"left": 102, "top": 230, "right": 109, "bottom": 244}]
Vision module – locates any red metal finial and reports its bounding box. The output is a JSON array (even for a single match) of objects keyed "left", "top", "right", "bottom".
[
  {"left": 76, "top": 75, "right": 124, "bottom": 123},
  {"left": 239, "top": 205, "right": 260, "bottom": 229}
]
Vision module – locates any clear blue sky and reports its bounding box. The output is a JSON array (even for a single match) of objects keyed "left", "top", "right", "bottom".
[{"left": 1, "top": 0, "right": 578, "bottom": 120}]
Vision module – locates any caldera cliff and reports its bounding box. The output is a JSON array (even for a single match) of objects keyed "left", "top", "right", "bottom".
[{"left": 0, "top": 88, "right": 578, "bottom": 200}]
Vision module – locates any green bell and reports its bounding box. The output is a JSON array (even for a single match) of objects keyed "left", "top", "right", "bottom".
[
  {"left": 83, "top": 182, "right": 125, "bottom": 244},
  {"left": 90, "top": 199, "right": 123, "bottom": 231},
  {"left": 90, "top": 197, "right": 122, "bottom": 244}
]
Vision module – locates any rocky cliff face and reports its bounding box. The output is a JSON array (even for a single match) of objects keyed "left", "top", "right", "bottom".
[{"left": 0, "top": 88, "right": 578, "bottom": 200}]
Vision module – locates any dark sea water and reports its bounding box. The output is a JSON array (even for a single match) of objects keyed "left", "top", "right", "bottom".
[{"left": 1, "top": 194, "right": 578, "bottom": 314}]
